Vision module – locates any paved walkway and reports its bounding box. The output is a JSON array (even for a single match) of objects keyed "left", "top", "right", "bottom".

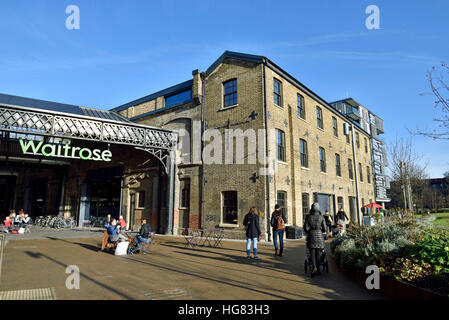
[{"left": 0, "top": 235, "right": 386, "bottom": 300}]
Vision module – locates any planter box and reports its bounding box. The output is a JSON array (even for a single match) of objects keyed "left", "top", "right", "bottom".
[{"left": 332, "top": 256, "right": 448, "bottom": 300}]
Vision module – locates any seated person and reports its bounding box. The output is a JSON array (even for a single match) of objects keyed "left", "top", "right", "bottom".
[
  {"left": 104, "top": 214, "right": 112, "bottom": 228},
  {"left": 136, "top": 219, "right": 152, "bottom": 251},
  {"left": 23, "top": 214, "right": 32, "bottom": 225},
  {"left": 106, "top": 219, "right": 128, "bottom": 243},
  {"left": 3, "top": 216, "right": 13, "bottom": 233},
  {"left": 13, "top": 213, "right": 21, "bottom": 226}
]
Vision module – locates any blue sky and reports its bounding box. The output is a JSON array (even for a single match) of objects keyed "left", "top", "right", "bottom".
[{"left": 1, "top": 0, "right": 448, "bottom": 177}]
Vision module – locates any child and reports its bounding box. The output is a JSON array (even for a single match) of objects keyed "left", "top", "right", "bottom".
[
  {"left": 118, "top": 216, "right": 127, "bottom": 231},
  {"left": 3, "top": 216, "right": 12, "bottom": 233}
]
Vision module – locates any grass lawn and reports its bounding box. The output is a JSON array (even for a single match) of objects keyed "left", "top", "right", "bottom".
[{"left": 430, "top": 212, "right": 449, "bottom": 227}]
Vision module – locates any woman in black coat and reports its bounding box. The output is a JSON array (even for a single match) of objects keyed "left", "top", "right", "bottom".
[
  {"left": 304, "top": 203, "right": 327, "bottom": 276},
  {"left": 243, "top": 207, "right": 261, "bottom": 259}
]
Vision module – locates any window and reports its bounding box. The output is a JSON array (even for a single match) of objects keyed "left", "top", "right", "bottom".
[
  {"left": 319, "top": 147, "right": 326, "bottom": 173},
  {"left": 164, "top": 89, "right": 192, "bottom": 108},
  {"left": 273, "top": 79, "right": 283, "bottom": 106},
  {"left": 332, "top": 117, "right": 338, "bottom": 137},
  {"left": 359, "top": 162, "right": 363, "bottom": 182},
  {"left": 222, "top": 191, "right": 238, "bottom": 224},
  {"left": 297, "top": 94, "right": 305, "bottom": 119},
  {"left": 223, "top": 79, "right": 237, "bottom": 107},
  {"left": 344, "top": 124, "right": 350, "bottom": 143},
  {"left": 364, "top": 138, "right": 368, "bottom": 153},
  {"left": 367, "top": 166, "right": 371, "bottom": 184},
  {"left": 277, "top": 191, "right": 287, "bottom": 216},
  {"left": 335, "top": 153, "right": 341, "bottom": 177},
  {"left": 316, "top": 106, "right": 323, "bottom": 129},
  {"left": 337, "top": 196, "right": 344, "bottom": 210},
  {"left": 355, "top": 132, "right": 360, "bottom": 149},
  {"left": 302, "top": 193, "right": 309, "bottom": 224},
  {"left": 137, "top": 191, "right": 145, "bottom": 208},
  {"left": 348, "top": 159, "right": 354, "bottom": 180},
  {"left": 181, "top": 187, "right": 190, "bottom": 208},
  {"left": 300, "top": 139, "right": 308, "bottom": 168},
  {"left": 276, "top": 129, "right": 286, "bottom": 162}
]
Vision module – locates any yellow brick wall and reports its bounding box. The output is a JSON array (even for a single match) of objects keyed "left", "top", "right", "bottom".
[{"left": 265, "top": 66, "right": 375, "bottom": 227}]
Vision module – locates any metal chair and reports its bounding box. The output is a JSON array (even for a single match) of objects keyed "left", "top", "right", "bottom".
[{"left": 213, "top": 228, "right": 224, "bottom": 248}]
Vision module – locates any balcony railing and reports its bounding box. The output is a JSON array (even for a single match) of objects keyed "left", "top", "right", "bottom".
[
  {"left": 375, "top": 117, "right": 384, "bottom": 134},
  {"left": 343, "top": 104, "right": 361, "bottom": 120}
]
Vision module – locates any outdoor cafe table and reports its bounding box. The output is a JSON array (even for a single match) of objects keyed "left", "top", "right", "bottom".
[{"left": 184, "top": 228, "right": 224, "bottom": 248}]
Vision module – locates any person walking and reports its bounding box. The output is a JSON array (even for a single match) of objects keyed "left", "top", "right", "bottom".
[
  {"left": 323, "top": 210, "right": 333, "bottom": 237},
  {"left": 336, "top": 207, "right": 349, "bottom": 235},
  {"left": 243, "top": 207, "right": 261, "bottom": 259},
  {"left": 304, "top": 203, "right": 327, "bottom": 277},
  {"left": 270, "top": 204, "right": 287, "bottom": 257}
]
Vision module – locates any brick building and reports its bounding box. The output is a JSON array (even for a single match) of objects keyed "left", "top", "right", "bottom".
[{"left": 112, "top": 51, "right": 377, "bottom": 239}]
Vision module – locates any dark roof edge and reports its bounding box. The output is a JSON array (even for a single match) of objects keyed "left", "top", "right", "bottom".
[
  {"left": 129, "top": 99, "right": 194, "bottom": 121},
  {"left": 111, "top": 79, "right": 193, "bottom": 113},
  {"left": 205, "top": 50, "right": 265, "bottom": 76}
]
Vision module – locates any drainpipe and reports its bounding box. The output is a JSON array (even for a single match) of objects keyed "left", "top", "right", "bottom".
[
  {"left": 119, "top": 175, "right": 124, "bottom": 219},
  {"left": 200, "top": 72, "right": 206, "bottom": 229},
  {"left": 351, "top": 125, "right": 361, "bottom": 225},
  {"left": 58, "top": 170, "right": 67, "bottom": 217},
  {"left": 262, "top": 61, "right": 271, "bottom": 242}
]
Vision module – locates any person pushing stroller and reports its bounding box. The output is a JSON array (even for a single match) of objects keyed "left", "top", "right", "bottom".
[{"left": 304, "top": 203, "right": 327, "bottom": 277}]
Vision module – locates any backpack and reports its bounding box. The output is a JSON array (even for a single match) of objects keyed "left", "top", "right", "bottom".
[{"left": 276, "top": 215, "right": 285, "bottom": 230}]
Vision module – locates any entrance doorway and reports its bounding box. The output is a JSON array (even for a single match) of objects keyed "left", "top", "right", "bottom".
[
  {"left": 89, "top": 178, "right": 121, "bottom": 219},
  {"left": 0, "top": 175, "right": 16, "bottom": 215},
  {"left": 30, "top": 178, "right": 47, "bottom": 217}
]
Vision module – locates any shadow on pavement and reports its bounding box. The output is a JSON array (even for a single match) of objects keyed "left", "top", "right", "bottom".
[{"left": 24, "top": 251, "right": 133, "bottom": 299}]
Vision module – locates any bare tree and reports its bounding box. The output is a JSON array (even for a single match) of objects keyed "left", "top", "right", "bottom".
[
  {"left": 387, "top": 136, "right": 428, "bottom": 213},
  {"left": 415, "top": 62, "right": 449, "bottom": 139}
]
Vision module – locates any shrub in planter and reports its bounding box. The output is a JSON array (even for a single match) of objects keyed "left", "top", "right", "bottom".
[{"left": 404, "top": 228, "right": 449, "bottom": 274}]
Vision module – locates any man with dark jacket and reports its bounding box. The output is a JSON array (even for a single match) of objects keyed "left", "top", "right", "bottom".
[
  {"left": 270, "top": 204, "right": 287, "bottom": 257},
  {"left": 304, "top": 203, "right": 327, "bottom": 277},
  {"left": 136, "top": 219, "right": 152, "bottom": 253}
]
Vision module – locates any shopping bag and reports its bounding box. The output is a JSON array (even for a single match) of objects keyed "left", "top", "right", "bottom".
[{"left": 114, "top": 241, "right": 129, "bottom": 256}]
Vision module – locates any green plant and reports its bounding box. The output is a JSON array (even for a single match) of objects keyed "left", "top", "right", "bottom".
[{"left": 404, "top": 228, "right": 449, "bottom": 274}]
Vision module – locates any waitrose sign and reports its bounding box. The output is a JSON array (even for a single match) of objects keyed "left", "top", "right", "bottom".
[{"left": 19, "top": 138, "right": 112, "bottom": 162}]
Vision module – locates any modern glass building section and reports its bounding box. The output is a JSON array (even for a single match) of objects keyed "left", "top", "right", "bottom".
[{"left": 330, "top": 98, "right": 390, "bottom": 207}]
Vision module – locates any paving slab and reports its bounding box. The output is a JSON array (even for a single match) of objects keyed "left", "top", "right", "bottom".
[{"left": 0, "top": 235, "right": 386, "bottom": 300}]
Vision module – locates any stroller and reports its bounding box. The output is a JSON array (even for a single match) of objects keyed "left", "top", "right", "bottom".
[{"left": 304, "top": 232, "right": 329, "bottom": 275}]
